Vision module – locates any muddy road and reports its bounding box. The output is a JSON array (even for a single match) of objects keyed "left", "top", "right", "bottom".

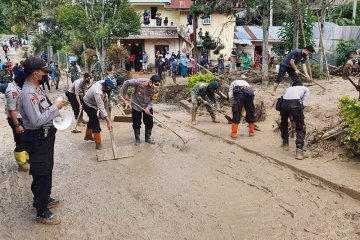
[
  {"left": 1, "top": 40, "right": 360, "bottom": 239},
  {"left": 0, "top": 103, "right": 360, "bottom": 239}
]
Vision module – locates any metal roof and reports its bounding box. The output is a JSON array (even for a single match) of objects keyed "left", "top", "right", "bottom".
[
  {"left": 234, "top": 26, "right": 283, "bottom": 43},
  {"left": 128, "top": 0, "right": 171, "bottom": 4},
  {"left": 165, "top": 0, "right": 192, "bottom": 10}
]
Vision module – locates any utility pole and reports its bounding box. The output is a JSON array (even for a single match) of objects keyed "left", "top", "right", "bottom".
[
  {"left": 353, "top": 0, "right": 358, "bottom": 24},
  {"left": 262, "top": 0, "right": 270, "bottom": 84}
]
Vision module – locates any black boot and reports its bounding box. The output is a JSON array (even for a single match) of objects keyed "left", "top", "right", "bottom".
[
  {"left": 134, "top": 129, "right": 141, "bottom": 146},
  {"left": 145, "top": 128, "right": 155, "bottom": 144}
]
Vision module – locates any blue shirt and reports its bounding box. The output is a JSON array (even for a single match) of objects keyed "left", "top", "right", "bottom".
[{"left": 280, "top": 49, "right": 307, "bottom": 68}]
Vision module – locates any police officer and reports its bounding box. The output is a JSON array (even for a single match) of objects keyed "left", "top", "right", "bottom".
[
  {"left": 66, "top": 72, "right": 91, "bottom": 123},
  {"left": 228, "top": 79, "right": 256, "bottom": 139},
  {"left": 83, "top": 79, "right": 114, "bottom": 149},
  {"left": 4, "top": 72, "right": 29, "bottom": 171},
  {"left": 279, "top": 81, "right": 310, "bottom": 160},
  {"left": 120, "top": 75, "right": 160, "bottom": 145},
  {"left": 18, "top": 56, "right": 64, "bottom": 225}
]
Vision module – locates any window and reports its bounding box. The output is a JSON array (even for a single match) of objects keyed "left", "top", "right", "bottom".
[
  {"left": 203, "top": 15, "right": 211, "bottom": 25},
  {"left": 150, "top": 7, "right": 157, "bottom": 19}
]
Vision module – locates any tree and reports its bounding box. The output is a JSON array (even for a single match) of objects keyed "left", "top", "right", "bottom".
[
  {"left": 261, "top": 0, "right": 270, "bottom": 84},
  {"left": 2, "top": 0, "right": 41, "bottom": 36},
  {"left": 58, "top": 0, "right": 141, "bottom": 67}
]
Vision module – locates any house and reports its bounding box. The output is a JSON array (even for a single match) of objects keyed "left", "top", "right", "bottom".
[
  {"left": 234, "top": 26, "right": 282, "bottom": 60},
  {"left": 122, "top": 0, "right": 236, "bottom": 68}
]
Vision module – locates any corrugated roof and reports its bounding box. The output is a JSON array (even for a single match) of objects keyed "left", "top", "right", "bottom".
[
  {"left": 234, "top": 26, "right": 283, "bottom": 42},
  {"left": 165, "top": 0, "right": 192, "bottom": 10}
]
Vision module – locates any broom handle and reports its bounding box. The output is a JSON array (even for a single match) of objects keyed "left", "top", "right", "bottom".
[
  {"left": 121, "top": 97, "right": 186, "bottom": 144},
  {"left": 109, "top": 128, "right": 117, "bottom": 158}
]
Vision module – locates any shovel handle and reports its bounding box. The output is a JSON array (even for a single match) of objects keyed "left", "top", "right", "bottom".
[
  {"left": 109, "top": 128, "right": 117, "bottom": 159},
  {"left": 120, "top": 96, "right": 187, "bottom": 144}
]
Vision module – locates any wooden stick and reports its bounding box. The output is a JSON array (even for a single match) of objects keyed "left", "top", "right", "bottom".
[
  {"left": 299, "top": 72, "right": 326, "bottom": 90},
  {"left": 109, "top": 128, "right": 118, "bottom": 159},
  {"left": 316, "top": 11, "right": 331, "bottom": 81},
  {"left": 299, "top": 12, "right": 313, "bottom": 79},
  {"left": 121, "top": 97, "right": 187, "bottom": 144}
]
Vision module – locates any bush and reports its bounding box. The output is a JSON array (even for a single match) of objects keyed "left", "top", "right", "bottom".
[
  {"left": 336, "top": 40, "right": 360, "bottom": 66},
  {"left": 339, "top": 96, "right": 360, "bottom": 157},
  {"left": 187, "top": 72, "right": 216, "bottom": 89},
  {"left": 310, "top": 64, "right": 326, "bottom": 79}
]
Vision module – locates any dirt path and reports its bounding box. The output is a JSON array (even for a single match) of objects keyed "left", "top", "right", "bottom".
[{"left": 0, "top": 39, "right": 360, "bottom": 239}]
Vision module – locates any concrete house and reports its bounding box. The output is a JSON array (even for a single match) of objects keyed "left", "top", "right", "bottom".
[{"left": 122, "top": 0, "right": 236, "bottom": 67}]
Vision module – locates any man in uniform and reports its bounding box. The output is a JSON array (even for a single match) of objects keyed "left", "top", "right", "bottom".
[
  {"left": 278, "top": 81, "right": 310, "bottom": 160},
  {"left": 92, "top": 55, "right": 102, "bottom": 82},
  {"left": 18, "top": 56, "right": 65, "bottom": 225},
  {"left": 4, "top": 72, "right": 29, "bottom": 171},
  {"left": 342, "top": 51, "right": 360, "bottom": 100},
  {"left": 120, "top": 75, "right": 160, "bottom": 145},
  {"left": 66, "top": 72, "right": 91, "bottom": 124},
  {"left": 272, "top": 45, "right": 314, "bottom": 94},
  {"left": 228, "top": 78, "right": 256, "bottom": 139},
  {"left": 68, "top": 61, "right": 79, "bottom": 83},
  {"left": 83, "top": 79, "right": 114, "bottom": 149},
  {"left": 191, "top": 81, "right": 221, "bottom": 125}
]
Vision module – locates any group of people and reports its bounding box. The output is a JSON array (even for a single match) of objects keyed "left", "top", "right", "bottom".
[
  {"left": 143, "top": 10, "right": 173, "bottom": 27},
  {"left": 2, "top": 42, "right": 360, "bottom": 227}
]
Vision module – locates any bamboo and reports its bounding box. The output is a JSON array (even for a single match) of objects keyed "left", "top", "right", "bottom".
[{"left": 316, "top": 11, "right": 331, "bottom": 81}]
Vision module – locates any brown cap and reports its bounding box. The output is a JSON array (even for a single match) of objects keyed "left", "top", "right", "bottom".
[{"left": 23, "top": 56, "right": 51, "bottom": 73}]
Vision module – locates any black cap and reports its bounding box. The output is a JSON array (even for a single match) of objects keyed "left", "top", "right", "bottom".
[
  {"left": 292, "top": 81, "right": 303, "bottom": 87},
  {"left": 150, "top": 75, "right": 161, "bottom": 83},
  {"left": 83, "top": 72, "right": 91, "bottom": 78},
  {"left": 23, "top": 56, "right": 51, "bottom": 73},
  {"left": 304, "top": 45, "right": 315, "bottom": 53}
]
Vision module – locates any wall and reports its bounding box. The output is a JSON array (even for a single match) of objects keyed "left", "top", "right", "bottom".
[
  {"left": 144, "top": 38, "right": 180, "bottom": 63},
  {"left": 132, "top": 5, "right": 180, "bottom": 27}
]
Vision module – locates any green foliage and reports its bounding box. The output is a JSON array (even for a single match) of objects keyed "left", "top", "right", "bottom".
[
  {"left": 328, "top": 1, "right": 360, "bottom": 26},
  {"left": 187, "top": 72, "right": 216, "bottom": 89},
  {"left": 202, "top": 31, "right": 217, "bottom": 50},
  {"left": 339, "top": 96, "right": 360, "bottom": 157},
  {"left": 190, "top": 0, "right": 238, "bottom": 17},
  {"left": 309, "top": 64, "right": 326, "bottom": 79},
  {"left": 2, "top": 0, "right": 41, "bottom": 35},
  {"left": 336, "top": 40, "right": 360, "bottom": 66},
  {"left": 278, "top": 6, "right": 315, "bottom": 55}
]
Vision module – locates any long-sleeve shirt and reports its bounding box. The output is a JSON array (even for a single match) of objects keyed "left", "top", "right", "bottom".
[
  {"left": 119, "top": 79, "right": 159, "bottom": 112},
  {"left": 283, "top": 86, "right": 310, "bottom": 106},
  {"left": 191, "top": 83, "right": 218, "bottom": 105},
  {"left": 68, "top": 78, "right": 88, "bottom": 96},
  {"left": 83, "top": 80, "right": 108, "bottom": 117},
  {"left": 19, "top": 81, "right": 59, "bottom": 130},
  {"left": 228, "top": 80, "right": 250, "bottom": 99}
]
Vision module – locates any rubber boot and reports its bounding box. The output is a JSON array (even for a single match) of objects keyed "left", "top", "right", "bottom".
[
  {"left": 249, "top": 123, "right": 255, "bottom": 137},
  {"left": 191, "top": 110, "right": 197, "bottom": 125},
  {"left": 93, "top": 133, "right": 103, "bottom": 150},
  {"left": 209, "top": 109, "right": 220, "bottom": 123},
  {"left": 281, "top": 141, "right": 289, "bottom": 151},
  {"left": 84, "top": 127, "right": 94, "bottom": 141},
  {"left": 296, "top": 148, "right": 304, "bottom": 160},
  {"left": 145, "top": 129, "right": 155, "bottom": 144},
  {"left": 134, "top": 129, "right": 141, "bottom": 146},
  {"left": 231, "top": 123, "right": 238, "bottom": 139},
  {"left": 14, "top": 151, "right": 29, "bottom": 172}
]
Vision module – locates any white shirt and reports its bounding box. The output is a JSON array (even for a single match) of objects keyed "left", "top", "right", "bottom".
[
  {"left": 283, "top": 86, "right": 310, "bottom": 106},
  {"left": 228, "top": 80, "right": 251, "bottom": 99}
]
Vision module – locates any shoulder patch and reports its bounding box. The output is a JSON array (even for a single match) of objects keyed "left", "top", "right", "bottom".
[
  {"left": 31, "top": 97, "right": 39, "bottom": 106},
  {"left": 12, "top": 91, "right": 18, "bottom": 99}
]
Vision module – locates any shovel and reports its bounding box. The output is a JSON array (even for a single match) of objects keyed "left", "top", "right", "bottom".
[
  {"left": 199, "top": 98, "right": 232, "bottom": 122},
  {"left": 96, "top": 128, "right": 134, "bottom": 162},
  {"left": 71, "top": 109, "right": 83, "bottom": 133},
  {"left": 121, "top": 97, "right": 187, "bottom": 144},
  {"left": 300, "top": 72, "right": 326, "bottom": 91}
]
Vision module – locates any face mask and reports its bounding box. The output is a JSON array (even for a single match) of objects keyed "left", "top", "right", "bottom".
[{"left": 104, "top": 89, "right": 112, "bottom": 94}]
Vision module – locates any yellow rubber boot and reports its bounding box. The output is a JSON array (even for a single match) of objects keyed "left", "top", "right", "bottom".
[{"left": 14, "top": 151, "right": 29, "bottom": 172}]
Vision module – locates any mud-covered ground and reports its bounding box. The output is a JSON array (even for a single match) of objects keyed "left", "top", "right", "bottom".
[{"left": 1, "top": 38, "right": 360, "bottom": 239}]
